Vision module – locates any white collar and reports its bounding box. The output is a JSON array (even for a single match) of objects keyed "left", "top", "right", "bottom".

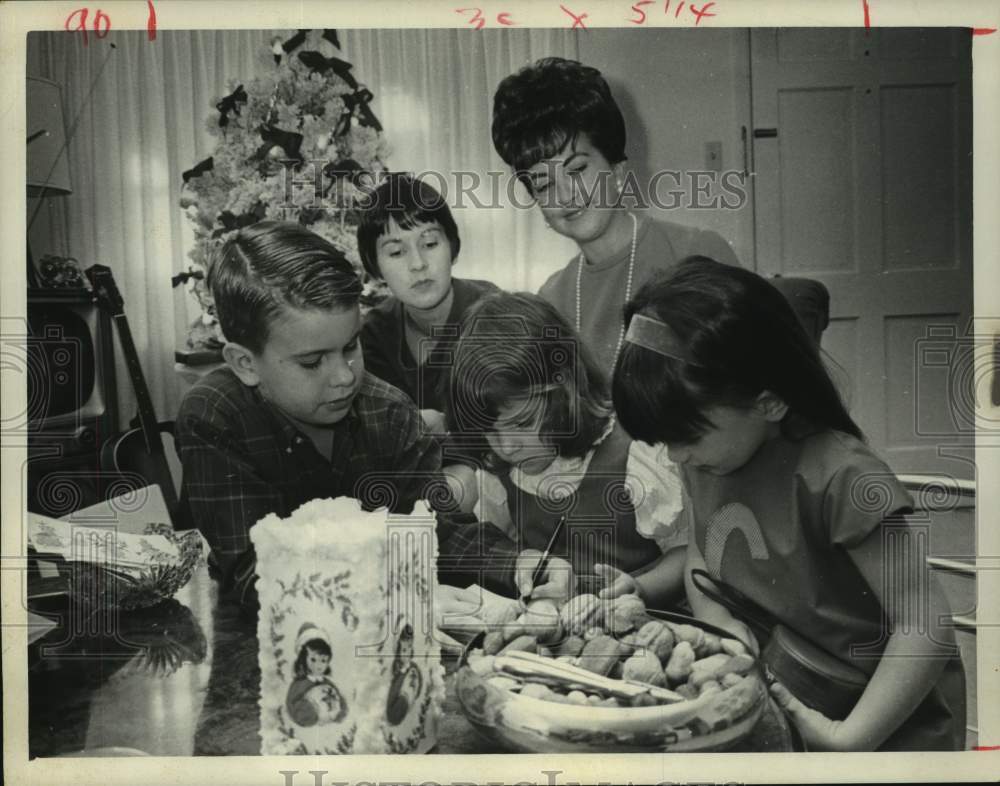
[{"left": 510, "top": 417, "right": 616, "bottom": 499}]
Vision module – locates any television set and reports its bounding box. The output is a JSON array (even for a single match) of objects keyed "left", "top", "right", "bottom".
[{"left": 22, "top": 287, "right": 118, "bottom": 517}]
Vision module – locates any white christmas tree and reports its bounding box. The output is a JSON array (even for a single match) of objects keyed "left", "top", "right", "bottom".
[{"left": 177, "top": 29, "right": 389, "bottom": 350}]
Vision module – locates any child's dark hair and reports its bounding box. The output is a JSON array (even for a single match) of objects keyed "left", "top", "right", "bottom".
[
  {"left": 208, "top": 220, "right": 362, "bottom": 354},
  {"left": 356, "top": 173, "right": 461, "bottom": 280},
  {"left": 613, "top": 257, "right": 862, "bottom": 446},
  {"left": 294, "top": 637, "right": 333, "bottom": 678},
  {"left": 492, "top": 57, "right": 627, "bottom": 185},
  {"left": 446, "top": 291, "right": 612, "bottom": 463}
]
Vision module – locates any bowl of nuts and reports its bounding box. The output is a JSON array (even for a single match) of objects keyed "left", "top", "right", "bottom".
[{"left": 454, "top": 594, "right": 766, "bottom": 753}]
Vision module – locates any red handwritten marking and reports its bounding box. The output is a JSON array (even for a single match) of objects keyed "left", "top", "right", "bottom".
[
  {"left": 455, "top": 7, "right": 486, "bottom": 29},
  {"left": 664, "top": 0, "right": 670, "bottom": 12},
  {"left": 862, "top": 0, "right": 871, "bottom": 36},
  {"left": 65, "top": 8, "right": 89, "bottom": 44},
  {"left": 675, "top": 0, "right": 685, "bottom": 18},
  {"left": 147, "top": 0, "right": 156, "bottom": 41},
  {"left": 630, "top": 0, "right": 654, "bottom": 25},
  {"left": 974, "top": 745, "right": 1000, "bottom": 750},
  {"left": 972, "top": 27, "right": 997, "bottom": 35},
  {"left": 560, "top": 4, "right": 588, "bottom": 29},
  {"left": 690, "top": 1, "right": 716, "bottom": 25},
  {"left": 65, "top": 7, "right": 112, "bottom": 45},
  {"left": 497, "top": 12, "right": 515, "bottom": 26},
  {"left": 94, "top": 9, "right": 111, "bottom": 37}
]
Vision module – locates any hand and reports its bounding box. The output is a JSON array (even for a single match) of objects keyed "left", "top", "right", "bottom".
[
  {"left": 595, "top": 563, "right": 641, "bottom": 600},
  {"left": 515, "top": 549, "right": 574, "bottom": 604},
  {"left": 419, "top": 408, "right": 447, "bottom": 435},
  {"left": 433, "top": 583, "right": 485, "bottom": 633},
  {"left": 770, "top": 681, "right": 849, "bottom": 751}
]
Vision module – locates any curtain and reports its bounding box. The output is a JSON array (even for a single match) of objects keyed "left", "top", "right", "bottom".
[{"left": 27, "top": 29, "right": 580, "bottom": 426}]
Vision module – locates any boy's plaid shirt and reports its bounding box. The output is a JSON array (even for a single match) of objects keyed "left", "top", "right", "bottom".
[{"left": 175, "top": 368, "right": 518, "bottom": 604}]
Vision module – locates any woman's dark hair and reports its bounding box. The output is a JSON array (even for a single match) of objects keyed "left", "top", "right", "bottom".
[
  {"left": 356, "top": 173, "right": 461, "bottom": 279},
  {"left": 208, "top": 220, "right": 362, "bottom": 354},
  {"left": 446, "top": 291, "right": 613, "bottom": 464},
  {"left": 294, "top": 637, "right": 333, "bottom": 678},
  {"left": 492, "top": 57, "right": 627, "bottom": 183},
  {"left": 612, "top": 257, "right": 863, "bottom": 445}
]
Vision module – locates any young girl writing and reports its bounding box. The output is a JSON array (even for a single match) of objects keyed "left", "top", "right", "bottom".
[
  {"left": 609, "top": 257, "right": 965, "bottom": 751},
  {"left": 445, "top": 291, "right": 688, "bottom": 602}
]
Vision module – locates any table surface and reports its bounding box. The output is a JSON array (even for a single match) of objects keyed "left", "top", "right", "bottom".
[{"left": 29, "top": 566, "right": 794, "bottom": 757}]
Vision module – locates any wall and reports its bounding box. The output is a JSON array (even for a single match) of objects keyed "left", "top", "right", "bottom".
[{"left": 579, "top": 27, "right": 755, "bottom": 267}]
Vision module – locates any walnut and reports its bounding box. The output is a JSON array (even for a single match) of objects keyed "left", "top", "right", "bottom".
[
  {"left": 577, "top": 634, "right": 629, "bottom": 676},
  {"left": 635, "top": 620, "right": 675, "bottom": 663},
  {"left": 622, "top": 650, "right": 667, "bottom": 687},
  {"left": 664, "top": 640, "right": 696, "bottom": 684},
  {"left": 518, "top": 598, "right": 563, "bottom": 644},
  {"left": 605, "top": 594, "right": 647, "bottom": 634},
  {"left": 553, "top": 635, "right": 585, "bottom": 658},
  {"left": 689, "top": 653, "right": 733, "bottom": 688},
  {"left": 499, "top": 635, "right": 538, "bottom": 655}
]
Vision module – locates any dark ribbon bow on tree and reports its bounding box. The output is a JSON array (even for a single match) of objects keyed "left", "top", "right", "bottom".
[
  {"left": 282, "top": 29, "right": 309, "bottom": 55},
  {"left": 216, "top": 85, "right": 247, "bottom": 128},
  {"left": 334, "top": 87, "right": 383, "bottom": 135},
  {"left": 297, "top": 51, "right": 359, "bottom": 89},
  {"left": 251, "top": 125, "right": 305, "bottom": 169},
  {"left": 322, "top": 29, "right": 341, "bottom": 49},
  {"left": 280, "top": 29, "right": 340, "bottom": 58},
  {"left": 182, "top": 157, "right": 214, "bottom": 183},
  {"left": 322, "top": 158, "right": 371, "bottom": 195},
  {"left": 171, "top": 267, "right": 205, "bottom": 289},
  {"left": 297, "top": 49, "right": 382, "bottom": 133},
  {"left": 212, "top": 202, "right": 267, "bottom": 238}
]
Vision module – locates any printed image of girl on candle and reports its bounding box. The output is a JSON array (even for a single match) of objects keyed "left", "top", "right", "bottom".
[
  {"left": 285, "top": 623, "right": 347, "bottom": 727},
  {"left": 386, "top": 622, "right": 423, "bottom": 726}
]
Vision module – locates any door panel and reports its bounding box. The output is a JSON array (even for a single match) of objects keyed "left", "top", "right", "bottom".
[
  {"left": 881, "top": 83, "right": 962, "bottom": 271},
  {"left": 778, "top": 88, "right": 856, "bottom": 273},
  {"left": 751, "top": 28, "right": 973, "bottom": 477}
]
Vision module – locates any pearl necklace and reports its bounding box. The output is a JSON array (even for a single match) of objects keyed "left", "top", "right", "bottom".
[{"left": 575, "top": 211, "right": 638, "bottom": 367}]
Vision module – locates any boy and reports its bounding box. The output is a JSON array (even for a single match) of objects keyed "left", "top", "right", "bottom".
[{"left": 175, "top": 221, "right": 566, "bottom": 609}]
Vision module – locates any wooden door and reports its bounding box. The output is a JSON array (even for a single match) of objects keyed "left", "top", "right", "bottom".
[{"left": 750, "top": 28, "right": 973, "bottom": 478}]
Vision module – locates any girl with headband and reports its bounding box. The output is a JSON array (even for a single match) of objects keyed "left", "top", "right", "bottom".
[{"left": 607, "top": 257, "right": 965, "bottom": 751}]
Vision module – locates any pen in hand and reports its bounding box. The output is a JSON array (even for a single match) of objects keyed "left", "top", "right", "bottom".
[{"left": 521, "top": 515, "right": 567, "bottom": 604}]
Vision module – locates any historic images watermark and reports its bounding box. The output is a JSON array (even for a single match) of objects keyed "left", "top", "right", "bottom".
[
  {"left": 279, "top": 161, "right": 749, "bottom": 213},
  {"left": 277, "top": 769, "right": 746, "bottom": 786}
]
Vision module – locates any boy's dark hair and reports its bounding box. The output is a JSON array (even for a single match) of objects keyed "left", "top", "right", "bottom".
[
  {"left": 613, "top": 257, "right": 863, "bottom": 446},
  {"left": 356, "top": 173, "right": 461, "bottom": 279},
  {"left": 491, "top": 57, "right": 627, "bottom": 185},
  {"left": 208, "top": 220, "right": 362, "bottom": 354},
  {"left": 446, "top": 291, "right": 612, "bottom": 463},
  {"left": 294, "top": 637, "right": 333, "bottom": 678}
]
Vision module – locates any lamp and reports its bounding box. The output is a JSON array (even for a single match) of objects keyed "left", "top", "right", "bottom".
[{"left": 27, "top": 76, "right": 73, "bottom": 287}]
